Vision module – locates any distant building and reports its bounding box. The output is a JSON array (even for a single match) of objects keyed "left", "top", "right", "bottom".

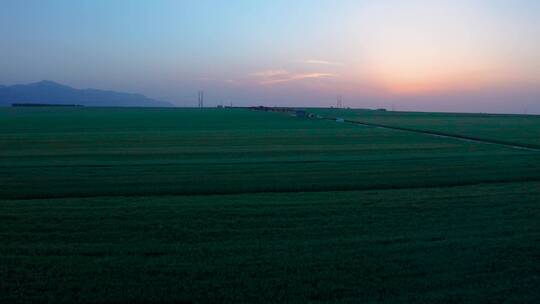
[{"left": 294, "top": 110, "right": 307, "bottom": 117}]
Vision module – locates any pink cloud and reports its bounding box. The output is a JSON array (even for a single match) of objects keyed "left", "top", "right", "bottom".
[{"left": 253, "top": 69, "right": 336, "bottom": 85}]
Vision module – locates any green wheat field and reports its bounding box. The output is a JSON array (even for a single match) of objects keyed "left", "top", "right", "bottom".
[{"left": 1, "top": 107, "right": 539, "bottom": 303}]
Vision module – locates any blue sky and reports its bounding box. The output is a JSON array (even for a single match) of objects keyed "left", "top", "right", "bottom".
[{"left": 1, "top": 0, "right": 539, "bottom": 113}]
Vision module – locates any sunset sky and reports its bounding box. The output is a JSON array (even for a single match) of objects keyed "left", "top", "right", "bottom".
[{"left": 1, "top": 0, "right": 539, "bottom": 113}]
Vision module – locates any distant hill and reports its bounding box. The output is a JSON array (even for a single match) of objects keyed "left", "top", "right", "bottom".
[{"left": 0, "top": 81, "right": 173, "bottom": 107}]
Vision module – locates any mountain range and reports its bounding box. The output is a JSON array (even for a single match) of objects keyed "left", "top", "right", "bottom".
[{"left": 0, "top": 81, "right": 173, "bottom": 107}]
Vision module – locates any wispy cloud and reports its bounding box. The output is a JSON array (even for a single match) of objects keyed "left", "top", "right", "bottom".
[
  {"left": 302, "top": 59, "right": 344, "bottom": 66},
  {"left": 253, "top": 69, "right": 336, "bottom": 84},
  {"left": 252, "top": 69, "right": 290, "bottom": 79},
  {"left": 194, "top": 77, "right": 213, "bottom": 81}
]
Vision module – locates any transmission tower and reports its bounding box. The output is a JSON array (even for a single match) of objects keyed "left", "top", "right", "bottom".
[
  {"left": 337, "top": 95, "right": 343, "bottom": 108},
  {"left": 197, "top": 90, "right": 204, "bottom": 108}
]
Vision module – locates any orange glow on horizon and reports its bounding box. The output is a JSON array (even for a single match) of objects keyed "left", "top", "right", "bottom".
[
  {"left": 372, "top": 71, "right": 503, "bottom": 95},
  {"left": 356, "top": 58, "right": 519, "bottom": 96}
]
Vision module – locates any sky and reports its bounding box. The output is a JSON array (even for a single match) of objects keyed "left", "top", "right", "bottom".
[{"left": 1, "top": 0, "right": 539, "bottom": 113}]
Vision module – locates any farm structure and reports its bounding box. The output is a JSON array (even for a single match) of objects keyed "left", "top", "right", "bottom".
[{"left": 294, "top": 110, "right": 307, "bottom": 117}]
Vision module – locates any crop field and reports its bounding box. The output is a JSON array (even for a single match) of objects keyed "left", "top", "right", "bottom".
[
  {"left": 2, "top": 108, "right": 540, "bottom": 199},
  {"left": 1, "top": 107, "right": 540, "bottom": 303},
  {"left": 311, "top": 108, "right": 540, "bottom": 147}
]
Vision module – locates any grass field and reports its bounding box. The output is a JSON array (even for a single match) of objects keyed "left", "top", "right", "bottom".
[{"left": 1, "top": 107, "right": 540, "bottom": 303}]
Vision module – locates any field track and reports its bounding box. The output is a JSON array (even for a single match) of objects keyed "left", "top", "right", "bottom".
[{"left": 322, "top": 116, "right": 540, "bottom": 152}]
